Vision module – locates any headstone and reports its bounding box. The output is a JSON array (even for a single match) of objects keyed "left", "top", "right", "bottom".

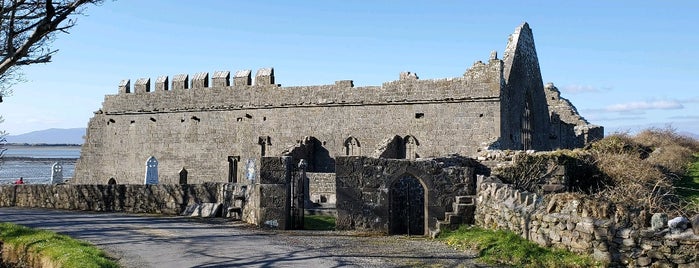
[
  {"left": 668, "top": 216, "right": 689, "bottom": 234},
  {"left": 144, "top": 156, "right": 159, "bottom": 184},
  {"left": 245, "top": 159, "right": 256, "bottom": 182},
  {"left": 50, "top": 162, "right": 63, "bottom": 184},
  {"left": 650, "top": 213, "right": 667, "bottom": 231}
]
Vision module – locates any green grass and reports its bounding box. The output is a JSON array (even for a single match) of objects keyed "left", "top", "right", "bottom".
[
  {"left": 303, "top": 215, "right": 336, "bottom": 230},
  {"left": 676, "top": 153, "right": 699, "bottom": 210},
  {"left": 0, "top": 222, "right": 119, "bottom": 268},
  {"left": 438, "top": 225, "right": 600, "bottom": 268}
]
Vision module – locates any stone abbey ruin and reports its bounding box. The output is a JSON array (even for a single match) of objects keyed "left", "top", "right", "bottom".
[
  {"left": 74, "top": 22, "right": 601, "bottom": 186},
  {"left": 69, "top": 22, "right": 606, "bottom": 233},
  {"left": 4, "top": 23, "right": 698, "bottom": 266}
]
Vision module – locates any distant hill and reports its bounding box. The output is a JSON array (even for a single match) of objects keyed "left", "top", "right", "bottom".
[
  {"left": 679, "top": 131, "right": 699, "bottom": 140},
  {"left": 5, "top": 128, "right": 86, "bottom": 145}
]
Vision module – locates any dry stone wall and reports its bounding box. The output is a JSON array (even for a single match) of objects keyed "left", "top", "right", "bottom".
[{"left": 476, "top": 181, "right": 699, "bottom": 267}]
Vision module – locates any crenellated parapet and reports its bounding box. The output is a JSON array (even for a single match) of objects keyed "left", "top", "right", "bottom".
[
  {"left": 156, "top": 76, "right": 168, "bottom": 91},
  {"left": 172, "top": 74, "right": 188, "bottom": 90},
  {"left": 212, "top": 71, "right": 230, "bottom": 87},
  {"left": 255, "top": 67, "right": 274, "bottom": 85},
  {"left": 118, "top": 79, "right": 130, "bottom": 94},
  {"left": 104, "top": 60, "right": 505, "bottom": 115},
  {"left": 234, "top": 70, "right": 251, "bottom": 86},
  {"left": 135, "top": 78, "right": 151, "bottom": 93},
  {"left": 117, "top": 67, "right": 279, "bottom": 95},
  {"left": 192, "top": 72, "right": 209, "bottom": 88}
]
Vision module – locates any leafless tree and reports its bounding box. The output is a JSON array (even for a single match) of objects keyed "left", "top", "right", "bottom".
[{"left": 1, "top": 0, "right": 102, "bottom": 101}]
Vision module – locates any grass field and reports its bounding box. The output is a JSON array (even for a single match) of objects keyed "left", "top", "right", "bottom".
[
  {"left": 676, "top": 154, "right": 699, "bottom": 211},
  {"left": 303, "top": 215, "right": 336, "bottom": 230},
  {"left": 438, "top": 225, "right": 600, "bottom": 268},
  {"left": 0, "top": 222, "right": 118, "bottom": 268}
]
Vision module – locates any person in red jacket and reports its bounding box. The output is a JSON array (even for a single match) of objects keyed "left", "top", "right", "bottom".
[{"left": 14, "top": 177, "right": 24, "bottom": 184}]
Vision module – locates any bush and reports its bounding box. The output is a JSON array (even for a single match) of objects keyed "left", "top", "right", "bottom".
[
  {"left": 496, "top": 127, "right": 699, "bottom": 217},
  {"left": 589, "top": 128, "right": 699, "bottom": 217}
]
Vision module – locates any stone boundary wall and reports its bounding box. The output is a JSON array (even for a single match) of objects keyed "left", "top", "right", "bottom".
[
  {"left": 308, "top": 172, "right": 336, "bottom": 204},
  {"left": 0, "top": 183, "right": 235, "bottom": 215},
  {"left": 476, "top": 182, "right": 699, "bottom": 267}
]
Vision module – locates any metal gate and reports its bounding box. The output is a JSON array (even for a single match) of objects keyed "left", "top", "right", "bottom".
[
  {"left": 289, "top": 159, "right": 308, "bottom": 229},
  {"left": 390, "top": 174, "right": 425, "bottom": 235}
]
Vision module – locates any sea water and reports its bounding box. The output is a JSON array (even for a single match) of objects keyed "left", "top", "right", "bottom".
[{"left": 0, "top": 145, "right": 80, "bottom": 185}]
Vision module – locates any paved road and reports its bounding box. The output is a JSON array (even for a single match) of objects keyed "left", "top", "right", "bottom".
[{"left": 0, "top": 208, "right": 484, "bottom": 267}]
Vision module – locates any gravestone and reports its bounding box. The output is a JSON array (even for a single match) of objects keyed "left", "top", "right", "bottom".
[
  {"left": 50, "top": 162, "right": 63, "bottom": 184},
  {"left": 144, "top": 156, "right": 159, "bottom": 184},
  {"left": 245, "top": 159, "right": 256, "bottom": 182}
]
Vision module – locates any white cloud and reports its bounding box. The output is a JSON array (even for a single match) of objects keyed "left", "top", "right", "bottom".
[
  {"left": 560, "top": 84, "right": 611, "bottom": 94},
  {"left": 605, "top": 100, "right": 683, "bottom": 112}
]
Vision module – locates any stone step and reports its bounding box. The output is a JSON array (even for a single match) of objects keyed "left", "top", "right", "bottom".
[
  {"left": 453, "top": 203, "right": 476, "bottom": 214},
  {"left": 445, "top": 213, "right": 462, "bottom": 224}
]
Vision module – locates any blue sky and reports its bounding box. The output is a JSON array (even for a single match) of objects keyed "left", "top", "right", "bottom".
[{"left": 1, "top": 1, "right": 698, "bottom": 136}]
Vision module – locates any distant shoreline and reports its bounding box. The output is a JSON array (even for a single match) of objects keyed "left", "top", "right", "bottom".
[
  {"left": 3, "top": 157, "right": 78, "bottom": 161},
  {"left": 4, "top": 143, "right": 82, "bottom": 147}
]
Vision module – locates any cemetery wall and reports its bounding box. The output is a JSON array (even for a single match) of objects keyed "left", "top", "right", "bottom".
[
  {"left": 0, "top": 183, "right": 245, "bottom": 216},
  {"left": 476, "top": 181, "right": 699, "bottom": 266}
]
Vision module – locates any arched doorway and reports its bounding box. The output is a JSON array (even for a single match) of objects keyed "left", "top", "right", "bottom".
[{"left": 389, "top": 174, "right": 425, "bottom": 235}]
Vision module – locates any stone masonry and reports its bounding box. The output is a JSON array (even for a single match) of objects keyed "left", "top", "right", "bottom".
[
  {"left": 73, "top": 22, "right": 602, "bottom": 185},
  {"left": 476, "top": 181, "right": 699, "bottom": 266}
]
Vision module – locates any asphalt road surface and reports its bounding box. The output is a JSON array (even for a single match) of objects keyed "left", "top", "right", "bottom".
[{"left": 0, "top": 208, "right": 485, "bottom": 267}]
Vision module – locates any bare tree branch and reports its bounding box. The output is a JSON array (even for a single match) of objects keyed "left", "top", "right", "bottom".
[{"left": 0, "top": 0, "right": 103, "bottom": 98}]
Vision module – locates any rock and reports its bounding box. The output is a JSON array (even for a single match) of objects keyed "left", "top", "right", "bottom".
[
  {"left": 636, "top": 256, "right": 652, "bottom": 266},
  {"left": 691, "top": 214, "right": 699, "bottom": 235},
  {"left": 651, "top": 213, "right": 668, "bottom": 231},
  {"left": 200, "top": 202, "right": 222, "bottom": 218},
  {"left": 668, "top": 217, "right": 689, "bottom": 234}
]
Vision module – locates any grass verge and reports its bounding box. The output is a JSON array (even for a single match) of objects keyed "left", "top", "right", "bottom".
[
  {"left": 676, "top": 153, "right": 699, "bottom": 210},
  {"left": 438, "top": 225, "right": 600, "bottom": 268},
  {"left": 0, "top": 222, "right": 118, "bottom": 268},
  {"left": 303, "top": 215, "right": 335, "bottom": 230}
]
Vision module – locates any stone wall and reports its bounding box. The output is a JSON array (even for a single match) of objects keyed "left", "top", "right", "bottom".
[
  {"left": 76, "top": 88, "right": 501, "bottom": 185},
  {"left": 544, "top": 83, "right": 604, "bottom": 149},
  {"left": 476, "top": 181, "right": 699, "bottom": 266},
  {"left": 308, "top": 172, "right": 336, "bottom": 204},
  {"left": 0, "top": 183, "right": 248, "bottom": 216},
  {"left": 335, "top": 156, "right": 480, "bottom": 235}
]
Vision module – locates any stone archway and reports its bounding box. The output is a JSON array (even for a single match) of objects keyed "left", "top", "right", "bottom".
[{"left": 389, "top": 174, "right": 425, "bottom": 235}]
